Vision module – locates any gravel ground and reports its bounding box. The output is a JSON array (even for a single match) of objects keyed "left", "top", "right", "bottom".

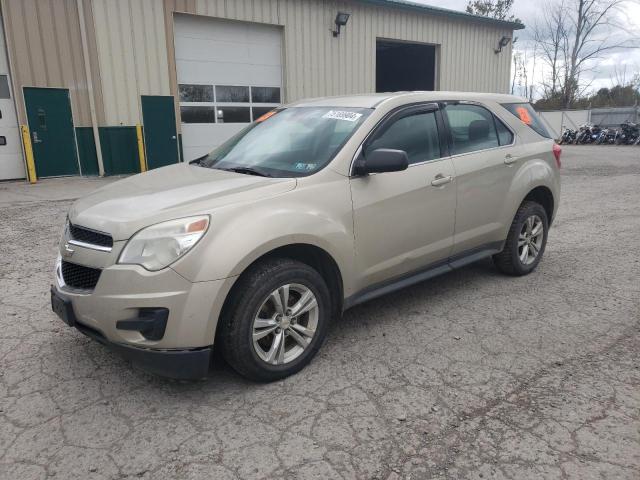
[{"left": 0, "top": 145, "right": 639, "bottom": 480}]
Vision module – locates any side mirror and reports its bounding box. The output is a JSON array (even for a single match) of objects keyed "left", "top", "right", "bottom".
[{"left": 353, "top": 148, "right": 409, "bottom": 176}]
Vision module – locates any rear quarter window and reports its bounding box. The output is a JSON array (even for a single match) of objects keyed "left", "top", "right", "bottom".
[{"left": 501, "top": 103, "right": 551, "bottom": 138}]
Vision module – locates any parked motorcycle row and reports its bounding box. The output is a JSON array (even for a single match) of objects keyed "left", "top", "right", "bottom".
[{"left": 558, "top": 122, "right": 640, "bottom": 145}]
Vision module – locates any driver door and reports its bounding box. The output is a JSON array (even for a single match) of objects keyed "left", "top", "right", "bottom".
[{"left": 349, "top": 104, "right": 457, "bottom": 290}]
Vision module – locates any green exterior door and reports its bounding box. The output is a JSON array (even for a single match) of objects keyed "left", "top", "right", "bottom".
[
  {"left": 24, "top": 87, "right": 79, "bottom": 177},
  {"left": 141, "top": 95, "right": 179, "bottom": 169}
]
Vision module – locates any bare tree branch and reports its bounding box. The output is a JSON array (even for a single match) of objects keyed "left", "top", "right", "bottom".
[{"left": 530, "top": 0, "right": 640, "bottom": 107}]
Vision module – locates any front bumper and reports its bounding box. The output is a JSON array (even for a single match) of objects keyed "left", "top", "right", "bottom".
[
  {"left": 52, "top": 254, "right": 237, "bottom": 379},
  {"left": 52, "top": 286, "right": 211, "bottom": 379}
]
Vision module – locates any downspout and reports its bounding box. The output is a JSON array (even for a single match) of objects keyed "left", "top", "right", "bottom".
[{"left": 77, "top": 0, "right": 105, "bottom": 176}]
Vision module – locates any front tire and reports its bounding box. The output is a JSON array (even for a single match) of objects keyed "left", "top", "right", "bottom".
[
  {"left": 219, "top": 258, "right": 331, "bottom": 382},
  {"left": 493, "top": 201, "right": 549, "bottom": 276}
]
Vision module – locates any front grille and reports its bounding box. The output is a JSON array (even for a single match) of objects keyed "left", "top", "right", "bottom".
[
  {"left": 69, "top": 224, "right": 113, "bottom": 249},
  {"left": 61, "top": 261, "right": 102, "bottom": 290}
]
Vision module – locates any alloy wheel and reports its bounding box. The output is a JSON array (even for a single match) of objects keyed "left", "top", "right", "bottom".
[
  {"left": 252, "top": 283, "right": 319, "bottom": 365},
  {"left": 518, "top": 214, "right": 544, "bottom": 265}
]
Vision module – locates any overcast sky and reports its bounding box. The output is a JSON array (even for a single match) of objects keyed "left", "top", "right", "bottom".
[{"left": 412, "top": 0, "right": 640, "bottom": 96}]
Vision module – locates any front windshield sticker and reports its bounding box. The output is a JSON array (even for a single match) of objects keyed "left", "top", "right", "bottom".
[
  {"left": 294, "top": 162, "right": 317, "bottom": 171},
  {"left": 322, "top": 110, "right": 363, "bottom": 122}
]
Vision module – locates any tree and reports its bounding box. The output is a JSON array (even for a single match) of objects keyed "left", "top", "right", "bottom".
[
  {"left": 535, "top": 75, "right": 640, "bottom": 109},
  {"left": 533, "top": 0, "right": 640, "bottom": 108},
  {"left": 532, "top": 1, "right": 568, "bottom": 98},
  {"left": 588, "top": 84, "right": 640, "bottom": 106},
  {"left": 465, "top": 0, "right": 520, "bottom": 22},
  {"left": 562, "top": 0, "right": 638, "bottom": 107}
]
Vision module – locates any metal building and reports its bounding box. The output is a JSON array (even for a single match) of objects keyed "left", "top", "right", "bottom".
[{"left": 0, "top": 0, "right": 522, "bottom": 181}]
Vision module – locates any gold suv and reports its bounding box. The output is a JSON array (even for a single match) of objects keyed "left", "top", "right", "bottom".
[{"left": 51, "top": 92, "right": 561, "bottom": 381}]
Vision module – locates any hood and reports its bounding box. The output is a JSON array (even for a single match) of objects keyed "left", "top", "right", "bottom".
[{"left": 69, "top": 163, "right": 296, "bottom": 240}]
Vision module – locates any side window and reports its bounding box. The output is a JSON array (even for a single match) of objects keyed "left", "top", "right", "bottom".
[
  {"left": 494, "top": 115, "right": 514, "bottom": 145},
  {"left": 366, "top": 111, "right": 441, "bottom": 165},
  {"left": 0, "top": 75, "right": 10, "bottom": 99},
  {"left": 444, "top": 104, "right": 500, "bottom": 155}
]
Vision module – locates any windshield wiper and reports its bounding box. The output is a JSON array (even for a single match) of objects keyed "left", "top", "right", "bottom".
[
  {"left": 189, "top": 154, "right": 208, "bottom": 166},
  {"left": 189, "top": 155, "right": 207, "bottom": 165},
  {"left": 218, "top": 166, "right": 272, "bottom": 177}
]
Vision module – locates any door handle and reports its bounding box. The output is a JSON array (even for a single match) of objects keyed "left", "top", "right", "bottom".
[
  {"left": 504, "top": 153, "right": 518, "bottom": 165},
  {"left": 431, "top": 174, "right": 453, "bottom": 187}
]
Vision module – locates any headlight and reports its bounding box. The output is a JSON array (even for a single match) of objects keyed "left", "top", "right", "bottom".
[{"left": 118, "top": 216, "right": 209, "bottom": 271}]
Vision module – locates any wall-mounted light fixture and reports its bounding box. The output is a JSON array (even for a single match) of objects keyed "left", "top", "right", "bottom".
[
  {"left": 494, "top": 36, "right": 512, "bottom": 54},
  {"left": 332, "top": 12, "right": 350, "bottom": 37}
]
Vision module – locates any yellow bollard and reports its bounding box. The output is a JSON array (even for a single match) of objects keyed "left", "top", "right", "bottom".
[
  {"left": 136, "top": 124, "right": 147, "bottom": 173},
  {"left": 20, "top": 125, "right": 37, "bottom": 184}
]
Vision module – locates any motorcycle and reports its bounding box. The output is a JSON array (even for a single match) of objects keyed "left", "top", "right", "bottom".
[
  {"left": 558, "top": 128, "right": 577, "bottom": 145},
  {"left": 588, "top": 124, "right": 603, "bottom": 144},
  {"left": 595, "top": 127, "right": 616, "bottom": 145},
  {"left": 575, "top": 123, "right": 600, "bottom": 144},
  {"left": 615, "top": 122, "right": 640, "bottom": 145}
]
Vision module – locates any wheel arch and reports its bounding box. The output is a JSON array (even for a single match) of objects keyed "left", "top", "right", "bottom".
[
  {"left": 216, "top": 243, "right": 345, "bottom": 343},
  {"left": 253, "top": 243, "right": 344, "bottom": 318},
  {"left": 522, "top": 185, "right": 555, "bottom": 225}
]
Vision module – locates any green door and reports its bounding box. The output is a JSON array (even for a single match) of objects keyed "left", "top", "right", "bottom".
[
  {"left": 23, "top": 87, "right": 79, "bottom": 177},
  {"left": 141, "top": 95, "right": 179, "bottom": 169}
]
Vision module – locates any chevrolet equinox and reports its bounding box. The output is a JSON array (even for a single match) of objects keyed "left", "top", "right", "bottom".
[{"left": 51, "top": 92, "right": 561, "bottom": 381}]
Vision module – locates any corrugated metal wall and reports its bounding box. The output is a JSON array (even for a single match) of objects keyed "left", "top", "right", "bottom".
[
  {"left": 92, "top": 0, "right": 170, "bottom": 125},
  {"left": 93, "top": 0, "right": 513, "bottom": 126},
  {"left": 182, "top": 0, "right": 513, "bottom": 100},
  {"left": 1, "top": 0, "right": 99, "bottom": 126},
  {"left": 1, "top": 0, "right": 515, "bottom": 149}
]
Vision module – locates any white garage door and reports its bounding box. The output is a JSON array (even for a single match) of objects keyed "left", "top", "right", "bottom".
[
  {"left": 0, "top": 14, "right": 24, "bottom": 180},
  {"left": 174, "top": 14, "right": 283, "bottom": 162}
]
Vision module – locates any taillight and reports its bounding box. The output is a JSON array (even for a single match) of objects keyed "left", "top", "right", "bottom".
[{"left": 552, "top": 143, "right": 562, "bottom": 168}]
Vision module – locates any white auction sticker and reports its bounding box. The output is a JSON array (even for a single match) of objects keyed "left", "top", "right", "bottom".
[{"left": 322, "top": 110, "right": 363, "bottom": 122}]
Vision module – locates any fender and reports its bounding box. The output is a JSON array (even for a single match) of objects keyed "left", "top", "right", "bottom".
[
  {"left": 500, "top": 155, "right": 560, "bottom": 238},
  {"left": 171, "top": 178, "right": 355, "bottom": 291}
]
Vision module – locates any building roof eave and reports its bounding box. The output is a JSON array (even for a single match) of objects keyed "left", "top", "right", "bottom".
[{"left": 357, "top": 0, "right": 526, "bottom": 30}]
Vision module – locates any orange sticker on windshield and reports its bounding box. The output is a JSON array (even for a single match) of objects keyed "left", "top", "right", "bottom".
[
  {"left": 256, "top": 110, "right": 277, "bottom": 122},
  {"left": 515, "top": 106, "right": 532, "bottom": 125}
]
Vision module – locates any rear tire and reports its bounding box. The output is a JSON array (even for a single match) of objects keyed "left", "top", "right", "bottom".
[
  {"left": 219, "top": 258, "right": 331, "bottom": 382},
  {"left": 493, "top": 201, "right": 549, "bottom": 276}
]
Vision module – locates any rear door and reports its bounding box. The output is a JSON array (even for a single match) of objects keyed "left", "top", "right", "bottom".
[
  {"left": 442, "top": 102, "right": 518, "bottom": 255},
  {"left": 350, "top": 104, "right": 457, "bottom": 289}
]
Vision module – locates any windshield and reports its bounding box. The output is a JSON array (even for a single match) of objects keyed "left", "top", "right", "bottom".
[{"left": 197, "top": 107, "right": 372, "bottom": 177}]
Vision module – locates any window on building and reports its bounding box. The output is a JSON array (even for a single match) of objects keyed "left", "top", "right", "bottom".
[
  {"left": 179, "top": 84, "right": 281, "bottom": 125},
  {"left": 216, "top": 106, "right": 251, "bottom": 123},
  {"left": 367, "top": 110, "right": 441, "bottom": 165},
  {"left": 179, "top": 84, "right": 213, "bottom": 102},
  {"left": 444, "top": 104, "right": 500, "bottom": 155},
  {"left": 180, "top": 106, "right": 216, "bottom": 124},
  {"left": 251, "top": 86, "right": 280, "bottom": 104},
  {"left": 0, "top": 75, "right": 10, "bottom": 99},
  {"left": 216, "top": 85, "right": 250, "bottom": 103}
]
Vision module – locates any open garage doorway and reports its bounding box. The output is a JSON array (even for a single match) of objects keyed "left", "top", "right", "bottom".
[{"left": 376, "top": 39, "right": 437, "bottom": 92}]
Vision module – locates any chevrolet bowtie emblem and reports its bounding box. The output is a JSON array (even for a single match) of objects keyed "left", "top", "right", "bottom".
[{"left": 63, "top": 243, "right": 75, "bottom": 257}]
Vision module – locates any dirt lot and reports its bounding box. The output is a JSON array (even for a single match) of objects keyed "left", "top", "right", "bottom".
[{"left": 1, "top": 145, "right": 638, "bottom": 480}]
